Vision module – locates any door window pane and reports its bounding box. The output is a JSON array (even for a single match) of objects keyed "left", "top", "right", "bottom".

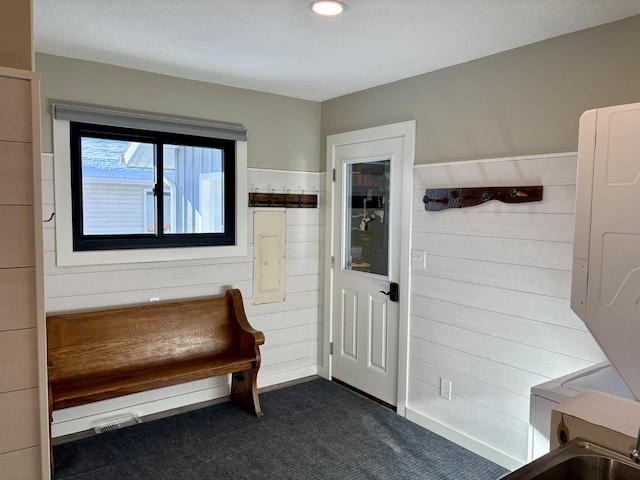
[{"left": 344, "top": 159, "right": 390, "bottom": 276}]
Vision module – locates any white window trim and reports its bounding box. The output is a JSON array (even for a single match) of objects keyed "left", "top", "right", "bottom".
[{"left": 53, "top": 118, "right": 247, "bottom": 266}]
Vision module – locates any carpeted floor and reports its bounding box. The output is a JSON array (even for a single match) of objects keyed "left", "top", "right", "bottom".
[{"left": 52, "top": 378, "right": 508, "bottom": 479}]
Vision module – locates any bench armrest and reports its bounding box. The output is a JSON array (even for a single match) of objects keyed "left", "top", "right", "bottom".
[{"left": 226, "top": 289, "right": 265, "bottom": 352}]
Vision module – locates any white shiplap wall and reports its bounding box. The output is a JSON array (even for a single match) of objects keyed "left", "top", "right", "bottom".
[
  {"left": 41, "top": 154, "right": 325, "bottom": 436},
  {"left": 406, "top": 153, "right": 605, "bottom": 470}
]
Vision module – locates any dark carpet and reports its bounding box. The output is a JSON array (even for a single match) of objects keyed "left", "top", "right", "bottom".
[{"left": 52, "top": 378, "right": 508, "bottom": 479}]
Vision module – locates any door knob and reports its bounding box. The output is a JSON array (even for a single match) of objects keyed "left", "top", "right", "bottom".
[{"left": 379, "top": 282, "right": 399, "bottom": 302}]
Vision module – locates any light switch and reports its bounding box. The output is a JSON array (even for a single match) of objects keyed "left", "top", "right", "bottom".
[{"left": 411, "top": 250, "right": 426, "bottom": 269}]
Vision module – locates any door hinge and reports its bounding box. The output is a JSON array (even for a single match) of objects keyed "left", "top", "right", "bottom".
[
  {"left": 330, "top": 256, "right": 334, "bottom": 269},
  {"left": 332, "top": 168, "right": 336, "bottom": 182},
  {"left": 330, "top": 342, "right": 333, "bottom": 355}
]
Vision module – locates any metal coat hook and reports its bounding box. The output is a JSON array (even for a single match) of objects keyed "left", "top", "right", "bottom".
[{"left": 510, "top": 187, "right": 528, "bottom": 198}]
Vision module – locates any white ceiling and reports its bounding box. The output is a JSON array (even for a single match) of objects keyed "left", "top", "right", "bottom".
[{"left": 33, "top": 0, "right": 640, "bottom": 102}]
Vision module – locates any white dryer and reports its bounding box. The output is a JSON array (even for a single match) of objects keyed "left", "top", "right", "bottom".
[{"left": 528, "top": 361, "right": 634, "bottom": 461}]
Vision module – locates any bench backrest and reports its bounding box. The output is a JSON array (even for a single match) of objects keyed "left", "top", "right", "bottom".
[{"left": 47, "top": 294, "right": 241, "bottom": 381}]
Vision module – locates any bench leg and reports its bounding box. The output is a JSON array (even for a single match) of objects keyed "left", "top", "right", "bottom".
[{"left": 230, "top": 368, "right": 263, "bottom": 417}]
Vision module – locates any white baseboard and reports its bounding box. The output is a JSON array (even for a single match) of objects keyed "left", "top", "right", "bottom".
[
  {"left": 405, "top": 407, "right": 524, "bottom": 472},
  {"left": 257, "top": 365, "right": 318, "bottom": 389}
]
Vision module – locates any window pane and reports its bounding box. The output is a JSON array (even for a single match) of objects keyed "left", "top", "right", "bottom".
[
  {"left": 81, "top": 137, "right": 156, "bottom": 235},
  {"left": 71, "top": 121, "right": 237, "bottom": 251},
  {"left": 164, "top": 144, "right": 224, "bottom": 234},
  {"left": 344, "top": 159, "right": 390, "bottom": 276}
]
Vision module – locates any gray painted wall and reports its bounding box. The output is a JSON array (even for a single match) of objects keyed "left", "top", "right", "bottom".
[
  {"left": 322, "top": 15, "right": 640, "bottom": 165},
  {"left": 38, "top": 15, "right": 640, "bottom": 170},
  {"left": 36, "top": 53, "right": 322, "bottom": 172}
]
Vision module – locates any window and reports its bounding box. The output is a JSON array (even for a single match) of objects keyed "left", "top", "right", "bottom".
[
  {"left": 53, "top": 104, "right": 248, "bottom": 266},
  {"left": 70, "top": 123, "right": 235, "bottom": 251}
]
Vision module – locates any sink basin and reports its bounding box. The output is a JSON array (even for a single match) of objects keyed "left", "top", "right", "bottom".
[{"left": 501, "top": 439, "right": 640, "bottom": 480}]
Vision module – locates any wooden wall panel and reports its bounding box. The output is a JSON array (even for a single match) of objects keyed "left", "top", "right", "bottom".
[
  {"left": 44, "top": 261, "right": 254, "bottom": 299},
  {"left": 0, "top": 76, "right": 31, "bottom": 142},
  {"left": 0, "top": 447, "right": 41, "bottom": 480},
  {"left": 413, "top": 209, "right": 574, "bottom": 242},
  {"left": 411, "top": 232, "right": 573, "bottom": 270},
  {"left": 411, "top": 296, "right": 604, "bottom": 361},
  {"left": 0, "top": 141, "right": 33, "bottom": 205},
  {"left": 422, "top": 254, "right": 572, "bottom": 298},
  {"left": 410, "top": 336, "right": 548, "bottom": 397},
  {"left": 0, "top": 268, "right": 36, "bottom": 331},
  {"left": 407, "top": 153, "right": 606, "bottom": 467},
  {"left": 0, "top": 206, "right": 34, "bottom": 267},
  {"left": 0, "top": 56, "right": 45, "bottom": 478},
  {"left": 0, "top": 388, "right": 39, "bottom": 454},
  {"left": 412, "top": 274, "right": 583, "bottom": 329},
  {"left": 411, "top": 315, "right": 592, "bottom": 379},
  {"left": 408, "top": 375, "right": 530, "bottom": 461},
  {"left": 0, "top": 1, "right": 32, "bottom": 71},
  {"left": 0, "top": 328, "right": 38, "bottom": 391},
  {"left": 409, "top": 355, "right": 528, "bottom": 421}
]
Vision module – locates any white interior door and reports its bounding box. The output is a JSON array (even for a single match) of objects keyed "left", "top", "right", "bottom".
[{"left": 326, "top": 122, "right": 415, "bottom": 407}]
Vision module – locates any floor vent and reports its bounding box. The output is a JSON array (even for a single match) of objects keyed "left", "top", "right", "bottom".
[{"left": 94, "top": 414, "right": 142, "bottom": 434}]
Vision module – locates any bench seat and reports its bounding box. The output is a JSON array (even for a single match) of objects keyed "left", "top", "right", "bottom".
[
  {"left": 51, "top": 352, "right": 257, "bottom": 410},
  {"left": 47, "top": 289, "right": 263, "bottom": 413}
]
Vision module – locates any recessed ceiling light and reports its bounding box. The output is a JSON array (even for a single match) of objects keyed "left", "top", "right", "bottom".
[{"left": 310, "top": 1, "right": 345, "bottom": 16}]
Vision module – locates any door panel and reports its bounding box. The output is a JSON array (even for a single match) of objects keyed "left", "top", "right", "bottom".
[
  {"left": 341, "top": 288, "right": 358, "bottom": 360},
  {"left": 331, "top": 137, "right": 403, "bottom": 406},
  {"left": 368, "top": 295, "right": 388, "bottom": 373}
]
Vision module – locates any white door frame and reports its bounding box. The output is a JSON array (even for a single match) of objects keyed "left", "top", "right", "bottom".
[{"left": 322, "top": 120, "right": 415, "bottom": 416}]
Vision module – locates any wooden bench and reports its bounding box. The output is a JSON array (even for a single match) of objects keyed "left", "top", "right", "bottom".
[{"left": 47, "top": 288, "right": 265, "bottom": 439}]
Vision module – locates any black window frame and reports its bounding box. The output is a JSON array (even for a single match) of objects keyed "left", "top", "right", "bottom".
[{"left": 70, "top": 121, "right": 236, "bottom": 251}]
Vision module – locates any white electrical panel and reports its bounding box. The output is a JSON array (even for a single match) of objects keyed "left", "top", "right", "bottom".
[{"left": 253, "top": 211, "right": 286, "bottom": 304}]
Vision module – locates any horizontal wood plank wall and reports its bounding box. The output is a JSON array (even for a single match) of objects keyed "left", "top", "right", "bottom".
[
  {"left": 41, "top": 156, "right": 325, "bottom": 436},
  {"left": 0, "top": 70, "right": 43, "bottom": 477},
  {"left": 408, "top": 153, "right": 605, "bottom": 469}
]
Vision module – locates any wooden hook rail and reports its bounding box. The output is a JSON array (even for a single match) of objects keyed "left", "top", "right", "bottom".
[
  {"left": 423, "top": 186, "right": 543, "bottom": 211},
  {"left": 248, "top": 191, "right": 318, "bottom": 208}
]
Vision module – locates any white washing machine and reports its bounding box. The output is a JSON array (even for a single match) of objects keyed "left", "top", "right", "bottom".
[{"left": 528, "top": 361, "right": 635, "bottom": 461}]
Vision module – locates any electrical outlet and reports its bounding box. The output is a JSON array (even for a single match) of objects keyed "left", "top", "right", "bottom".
[
  {"left": 440, "top": 377, "right": 452, "bottom": 400},
  {"left": 411, "top": 250, "right": 426, "bottom": 268}
]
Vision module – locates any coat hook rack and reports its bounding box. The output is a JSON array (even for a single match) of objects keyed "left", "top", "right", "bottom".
[
  {"left": 423, "top": 186, "right": 543, "bottom": 211},
  {"left": 249, "top": 190, "right": 318, "bottom": 209}
]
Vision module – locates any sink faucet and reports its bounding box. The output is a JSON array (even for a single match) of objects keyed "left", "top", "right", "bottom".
[{"left": 630, "top": 426, "right": 640, "bottom": 463}]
